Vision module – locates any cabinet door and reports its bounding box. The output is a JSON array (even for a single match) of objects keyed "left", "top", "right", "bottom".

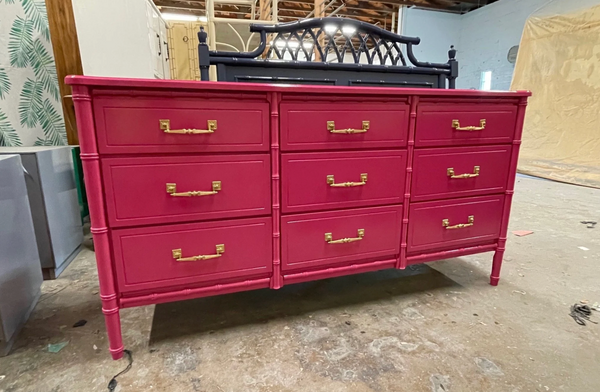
[
  {"left": 159, "top": 21, "right": 171, "bottom": 79},
  {"left": 146, "top": 0, "right": 163, "bottom": 78}
]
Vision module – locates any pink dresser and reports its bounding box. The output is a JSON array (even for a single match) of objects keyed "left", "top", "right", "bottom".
[{"left": 66, "top": 76, "right": 530, "bottom": 359}]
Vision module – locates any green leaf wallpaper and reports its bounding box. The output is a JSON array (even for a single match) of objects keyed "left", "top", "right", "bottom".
[
  {"left": 18, "top": 78, "right": 43, "bottom": 127},
  {"left": 0, "top": 0, "right": 67, "bottom": 147},
  {"left": 0, "top": 110, "right": 21, "bottom": 146},
  {"left": 8, "top": 16, "right": 34, "bottom": 68},
  {"left": 0, "top": 68, "right": 11, "bottom": 99},
  {"left": 21, "top": 0, "right": 50, "bottom": 41}
]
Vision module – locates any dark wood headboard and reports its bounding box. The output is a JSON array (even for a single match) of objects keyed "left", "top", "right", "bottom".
[{"left": 198, "top": 17, "right": 458, "bottom": 89}]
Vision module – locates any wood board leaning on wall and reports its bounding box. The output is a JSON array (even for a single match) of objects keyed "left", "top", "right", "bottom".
[
  {"left": 46, "top": 0, "right": 83, "bottom": 145},
  {"left": 167, "top": 21, "right": 204, "bottom": 81}
]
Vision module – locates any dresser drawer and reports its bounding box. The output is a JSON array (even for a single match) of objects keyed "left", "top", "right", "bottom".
[
  {"left": 281, "top": 206, "right": 402, "bottom": 272},
  {"left": 280, "top": 102, "right": 408, "bottom": 151},
  {"left": 412, "top": 146, "right": 511, "bottom": 202},
  {"left": 415, "top": 104, "right": 517, "bottom": 147},
  {"left": 102, "top": 155, "right": 271, "bottom": 227},
  {"left": 407, "top": 195, "right": 503, "bottom": 253},
  {"left": 93, "top": 97, "right": 269, "bottom": 154},
  {"left": 112, "top": 217, "right": 272, "bottom": 292},
  {"left": 281, "top": 150, "right": 407, "bottom": 213}
]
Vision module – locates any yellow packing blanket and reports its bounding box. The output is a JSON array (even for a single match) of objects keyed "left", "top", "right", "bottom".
[{"left": 511, "top": 4, "right": 600, "bottom": 188}]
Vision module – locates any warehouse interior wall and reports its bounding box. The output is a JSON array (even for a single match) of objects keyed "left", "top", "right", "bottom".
[
  {"left": 402, "top": 0, "right": 552, "bottom": 90},
  {"left": 456, "top": 0, "right": 552, "bottom": 90},
  {"left": 402, "top": 8, "right": 460, "bottom": 65}
]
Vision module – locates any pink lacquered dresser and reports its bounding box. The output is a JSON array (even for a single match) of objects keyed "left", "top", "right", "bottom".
[{"left": 66, "top": 76, "right": 530, "bottom": 359}]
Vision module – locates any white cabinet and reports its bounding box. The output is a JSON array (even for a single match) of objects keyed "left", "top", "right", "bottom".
[
  {"left": 0, "top": 155, "right": 42, "bottom": 356},
  {"left": 72, "top": 0, "right": 171, "bottom": 79},
  {"left": 159, "top": 21, "right": 171, "bottom": 79}
]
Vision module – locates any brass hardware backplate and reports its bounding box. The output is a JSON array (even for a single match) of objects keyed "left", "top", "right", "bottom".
[{"left": 166, "top": 183, "right": 177, "bottom": 194}]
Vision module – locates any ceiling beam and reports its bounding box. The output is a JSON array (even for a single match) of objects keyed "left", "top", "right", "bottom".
[
  {"left": 153, "top": 0, "right": 487, "bottom": 21},
  {"left": 155, "top": 0, "right": 206, "bottom": 11},
  {"left": 155, "top": 0, "right": 487, "bottom": 10},
  {"left": 450, "top": 0, "right": 491, "bottom": 4},
  {"left": 277, "top": 6, "right": 389, "bottom": 19}
]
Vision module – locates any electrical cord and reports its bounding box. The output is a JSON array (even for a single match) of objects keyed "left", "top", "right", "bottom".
[
  {"left": 570, "top": 304, "right": 597, "bottom": 326},
  {"left": 108, "top": 350, "right": 133, "bottom": 391}
]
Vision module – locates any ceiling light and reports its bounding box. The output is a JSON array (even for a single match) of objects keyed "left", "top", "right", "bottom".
[
  {"left": 198, "top": 16, "right": 208, "bottom": 22},
  {"left": 324, "top": 24, "right": 337, "bottom": 34},
  {"left": 269, "top": 40, "right": 312, "bottom": 50},
  {"left": 342, "top": 26, "right": 356, "bottom": 35},
  {"left": 270, "top": 40, "right": 287, "bottom": 48}
]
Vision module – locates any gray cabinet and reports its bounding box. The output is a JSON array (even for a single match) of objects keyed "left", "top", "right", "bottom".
[
  {"left": 0, "top": 155, "right": 43, "bottom": 356},
  {"left": 0, "top": 147, "right": 83, "bottom": 279}
]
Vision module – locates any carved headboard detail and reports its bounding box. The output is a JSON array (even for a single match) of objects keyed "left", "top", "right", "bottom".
[{"left": 199, "top": 17, "right": 458, "bottom": 89}]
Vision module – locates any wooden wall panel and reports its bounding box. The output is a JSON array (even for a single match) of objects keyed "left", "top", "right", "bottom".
[{"left": 46, "top": 0, "right": 83, "bottom": 145}]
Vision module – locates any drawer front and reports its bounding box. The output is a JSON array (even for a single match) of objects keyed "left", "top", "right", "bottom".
[
  {"left": 408, "top": 195, "right": 504, "bottom": 253},
  {"left": 281, "top": 206, "right": 402, "bottom": 272},
  {"left": 282, "top": 150, "right": 407, "bottom": 213},
  {"left": 94, "top": 97, "right": 269, "bottom": 154},
  {"left": 103, "top": 155, "right": 271, "bottom": 227},
  {"left": 412, "top": 146, "right": 511, "bottom": 202},
  {"left": 280, "top": 102, "right": 409, "bottom": 151},
  {"left": 415, "top": 104, "right": 517, "bottom": 147},
  {"left": 112, "top": 217, "right": 272, "bottom": 292}
]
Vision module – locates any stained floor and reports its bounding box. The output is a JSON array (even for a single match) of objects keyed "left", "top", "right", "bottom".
[{"left": 0, "top": 175, "right": 599, "bottom": 392}]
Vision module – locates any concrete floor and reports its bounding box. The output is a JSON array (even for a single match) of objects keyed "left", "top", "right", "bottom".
[{"left": 1, "top": 175, "right": 599, "bottom": 392}]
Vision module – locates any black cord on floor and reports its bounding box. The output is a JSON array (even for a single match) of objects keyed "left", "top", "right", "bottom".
[
  {"left": 108, "top": 350, "right": 133, "bottom": 391},
  {"left": 570, "top": 304, "right": 597, "bottom": 326}
]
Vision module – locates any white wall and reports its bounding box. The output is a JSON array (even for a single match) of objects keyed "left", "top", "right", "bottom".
[
  {"left": 402, "top": 0, "right": 553, "bottom": 90},
  {"left": 457, "top": 0, "right": 552, "bottom": 90},
  {"left": 402, "top": 8, "right": 461, "bottom": 64}
]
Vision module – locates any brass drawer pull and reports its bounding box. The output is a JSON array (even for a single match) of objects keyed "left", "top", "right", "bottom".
[
  {"left": 327, "top": 173, "right": 367, "bottom": 187},
  {"left": 443, "top": 215, "right": 474, "bottom": 230},
  {"left": 160, "top": 119, "right": 217, "bottom": 134},
  {"left": 452, "top": 119, "right": 486, "bottom": 131},
  {"left": 447, "top": 166, "right": 480, "bottom": 179},
  {"left": 327, "top": 120, "right": 369, "bottom": 134},
  {"left": 166, "top": 181, "right": 221, "bottom": 197},
  {"left": 172, "top": 244, "right": 225, "bottom": 262},
  {"left": 325, "top": 229, "right": 365, "bottom": 244}
]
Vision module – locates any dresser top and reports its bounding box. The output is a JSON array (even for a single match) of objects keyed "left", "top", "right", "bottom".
[{"left": 66, "top": 76, "right": 531, "bottom": 98}]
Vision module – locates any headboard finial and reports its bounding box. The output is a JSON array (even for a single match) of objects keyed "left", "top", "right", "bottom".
[
  {"left": 198, "top": 26, "right": 208, "bottom": 45},
  {"left": 448, "top": 45, "right": 457, "bottom": 61},
  {"left": 198, "top": 26, "right": 210, "bottom": 81}
]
